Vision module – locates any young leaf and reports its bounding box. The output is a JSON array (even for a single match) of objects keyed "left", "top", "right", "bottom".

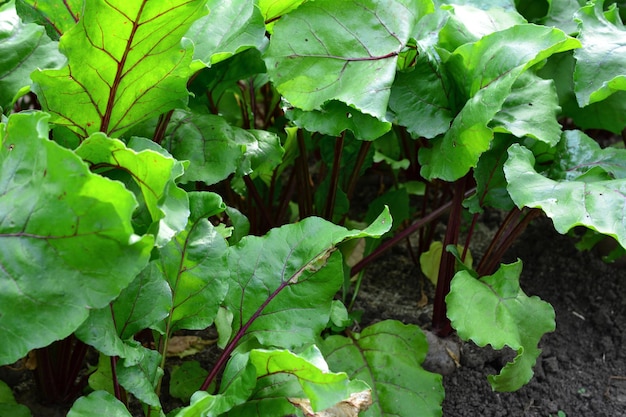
[
  {"left": 170, "top": 361, "right": 210, "bottom": 403},
  {"left": 420, "top": 24, "right": 580, "bottom": 181},
  {"left": 0, "top": 379, "right": 31, "bottom": 417},
  {"left": 320, "top": 320, "right": 444, "bottom": 417},
  {"left": 446, "top": 260, "right": 555, "bottom": 392},
  {"left": 573, "top": 0, "right": 626, "bottom": 106},
  {"left": 67, "top": 391, "right": 133, "bottom": 417},
  {"left": 117, "top": 347, "right": 164, "bottom": 408},
  {"left": 0, "top": 112, "right": 153, "bottom": 365},
  {"left": 504, "top": 134, "right": 626, "bottom": 248},
  {"left": 222, "top": 209, "right": 391, "bottom": 351},
  {"left": 31, "top": 0, "right": 208, "bottom": 138},
  {"left": 264, "top": 0, "right": 424, "bottom": 119},
  {"left": 187, "top": 0, "right": 266, "bottom": 67},
  {"left": 159, "top": 192, "right": 229, "bottom": 332},
  {"left": 15, "top": 0, "right": 81, "bottom": 39},
  {"left": 246, "top": 347, "right": 370, "bottom": 413},
  {"left": 0, "top": 1, "right": 64, "bottom": 109}
]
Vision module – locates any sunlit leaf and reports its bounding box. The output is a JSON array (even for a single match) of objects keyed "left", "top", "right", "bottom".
[
  {"left": 188, "top": 0, "right": 266, "bottom": 67},
  {"left": 0, "top": 1, "right": 64, "bottom": 109},
  {"left": 573, "top": 0, "right": 626, "bottom": 106},
  {"left": 264, "top": 0, "right": 425, "bottom": 119},
  {"left": 67, "top": 391, "right": 132, "bottom": 417},
  {"left": 31, "top": 0, "right": 207, "bottom": 138},
  {"left": 505, "top": 133, "right": 626, "bottom": 248},
  {"left": 0, "top": 112, "right": 153, "bottom": 365},
  {"left": 446, "top": 260, "right": 555, "bottom": 391}
]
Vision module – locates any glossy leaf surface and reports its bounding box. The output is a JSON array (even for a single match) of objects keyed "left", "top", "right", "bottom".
[
  {"left": 0, "top": 113, "right": 152, "bottom": 365},
  {"left": 31, "top": 0, "right": 207, "bottom": 138}
]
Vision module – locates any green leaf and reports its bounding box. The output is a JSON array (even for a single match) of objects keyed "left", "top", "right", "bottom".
[
  {"left": 222, "top": 209, "right": 391, "bottom": 350},
  {"left": 247, "top": 347, "right": 369, "bottom": 413},
  {"left": 75, "top": 134, "right": 190, "bottom": 246},
  {"left": 286, "top": 100, "right": 392, "bottom": 141},
  {"left": 188, "top": 0, "right": 266, "bottom": 67},
  {"left": 159, "top": 192, "right": 229, "bottom": 332},
  {"left": 505, "top": 134, "right": 626, "bottom": 248},
  {"left": 170, "top": 361, "right": 209, "bottom": 403},
  {"left": 88, "top": 353, "right": 115, "bottom": 395},
  {"left": 0, "top": 380, "right": 31, "bottom": 417},
  {"left": 67, "top": 391, "right": 132, "bottom": 417},
  {"left": 419, "top": 24, "right": 580, "bottom": 181},
  {"left": 541, "top": 0, "right": 586, "bottom": 34},
  {"left": 264, "top": 0, "right": 424, "bottom": 119},
  {"left": 0, "top": 1, "right": 64, "bottom": 109},
  {"left": 320, "top": 320, "right": 444, "bottom": 417},
  {"left": 389, "top": 54, "right": 454, "bottom": 139},
  {"left": 117, "top": 347, "right": 163, "bottom": 408},
  {"left": 257, "top": 0, "right": 306, "bottom": 24},
  {"left": 0, "top": 112, "right": 153, "bottom": 365},
  {"left": 31, "top": 0, "right": 207, "bottom": 138},
  {"left": 446, "top": 260, "right": 555, "bottom": 391},
  {"left": 573, "top": 0, "right": 626, "bottom": 106},
  {"left": 491, "top": 72, "right": 562, "bottom": 145},
  {"left": 163, "top": 110, "right": 281, "bottom": 186},
  {"left": 15, "top": 0, "right": 81, "bottom": 39}
]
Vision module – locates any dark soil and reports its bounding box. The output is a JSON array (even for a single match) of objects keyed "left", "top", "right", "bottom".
[
  {"left": 354, "top": 217, "right": 626, "bottom": 417},
  {"left": 3, "top": 216, "right": 625, "bottom": 417}
]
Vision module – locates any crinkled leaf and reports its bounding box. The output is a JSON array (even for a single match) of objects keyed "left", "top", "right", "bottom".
[
  {"left": 188, "top": 0, "right": 266, "bottom": 67},
  {"left": 505, "top": 135, "right": 626, "bottom": 248},
  {"left": 541, "top": 0, "right": 586, "bottom": 34},
  {"left": 446, "top": 260, "right": 555, "bottom": 391},
  {"left": 232, "top": 128, "right": 284, "bottom": 188},
  {"left": 67, "top": 391, "right": 132, "bottom": 417},
  {"left": 163, "top": 110, "right": 281, "bottom": 186},
  {"left": 15, "top": 0, "right": 81, "bottom": 39},
  {"left": 420, "top": 24, "right": 579, "bottom": 181},
  {"left": 246, "top": 347, "right": 370, "bottom": 413},
  {"left": 264, "top": 0, "right": 423, "bottom": 119},
  {"left": 389, "top": 54, "right": 454, "bottom": 139},
  {"left": 31, "top": 0, "right": 207, "bottom": 138},
  {"left": 573, "top": 0, "right": 626, "bottom": 106},
  {"left": 75, "top": 134, "right": 189, "bottom": 246},
  {"left": 0, "top": 1, "right": 64, "bottom": 109},
  {"left": 286, "top": 100, "right": 391, "bottom": 141},
  {"left": 117, "top": 347, "right": 163, "bottom": 408},
  {"left": 223, "top": 208, "right": 391, "bottom": 351},
  {"left": 320, "top": 320, "right": 444, "bottom": 417},
  {"left": 491, "top": 72, "right": 562, "bottom": 145},
  {"left": 159, "top": 192, "right": 229, "bottom": 332},
  {"left": 0, "top": 112, "right": 153, "bottom": 365}
]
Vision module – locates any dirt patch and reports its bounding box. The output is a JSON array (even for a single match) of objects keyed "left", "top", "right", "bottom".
[{"left": 355, "top": 217, "right": 626, "bottom": 416}]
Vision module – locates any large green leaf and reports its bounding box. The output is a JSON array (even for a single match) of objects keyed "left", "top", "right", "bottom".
[
  {"left": 0, "top": 1, "right": 64, "bottom": 109},
  {"left": 0, "top": 112, "right": 153, "bottom": 365},
  {"left": 264, "top": 0, "right": 425, "bottom": 119},
  {"left": 187, "top": 0, "right": 266, "bottom": 67},
  {"left": 67, "top": 391, "right": 132, "bottom": 417},
  {"left": 573, "top": 0, "right": 626, "bottom": 106},
  {"left": 31, "top": 0, "right": 207, "bottom": 138},
  {"left": 15, "top": 0, "right": 81, "bottom": 39},
  {"left": 419, "top": 24, "right": 579, "bottom": 181},
  {"left": 446, "top": 261, "right": 555, "bottom": 391},
  {"left": 222, "top": 209, "right": 391, "bottom": 351},
  {"left": 75, "top": 134, "right": 189, "bottom": 246},
  {"left": 504, "top": 133, "right": 626, "bottom": 248},
  {"left": 320, "top": 320, "right": 444, "bottom": 417},
  {"left": 159, "top": 192, "right": 229, "bottom": 332}
]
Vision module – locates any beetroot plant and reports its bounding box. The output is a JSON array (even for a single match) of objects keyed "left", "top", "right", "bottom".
[{"left": 0, "top": 0, "right": 625, "bottom": 416}]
